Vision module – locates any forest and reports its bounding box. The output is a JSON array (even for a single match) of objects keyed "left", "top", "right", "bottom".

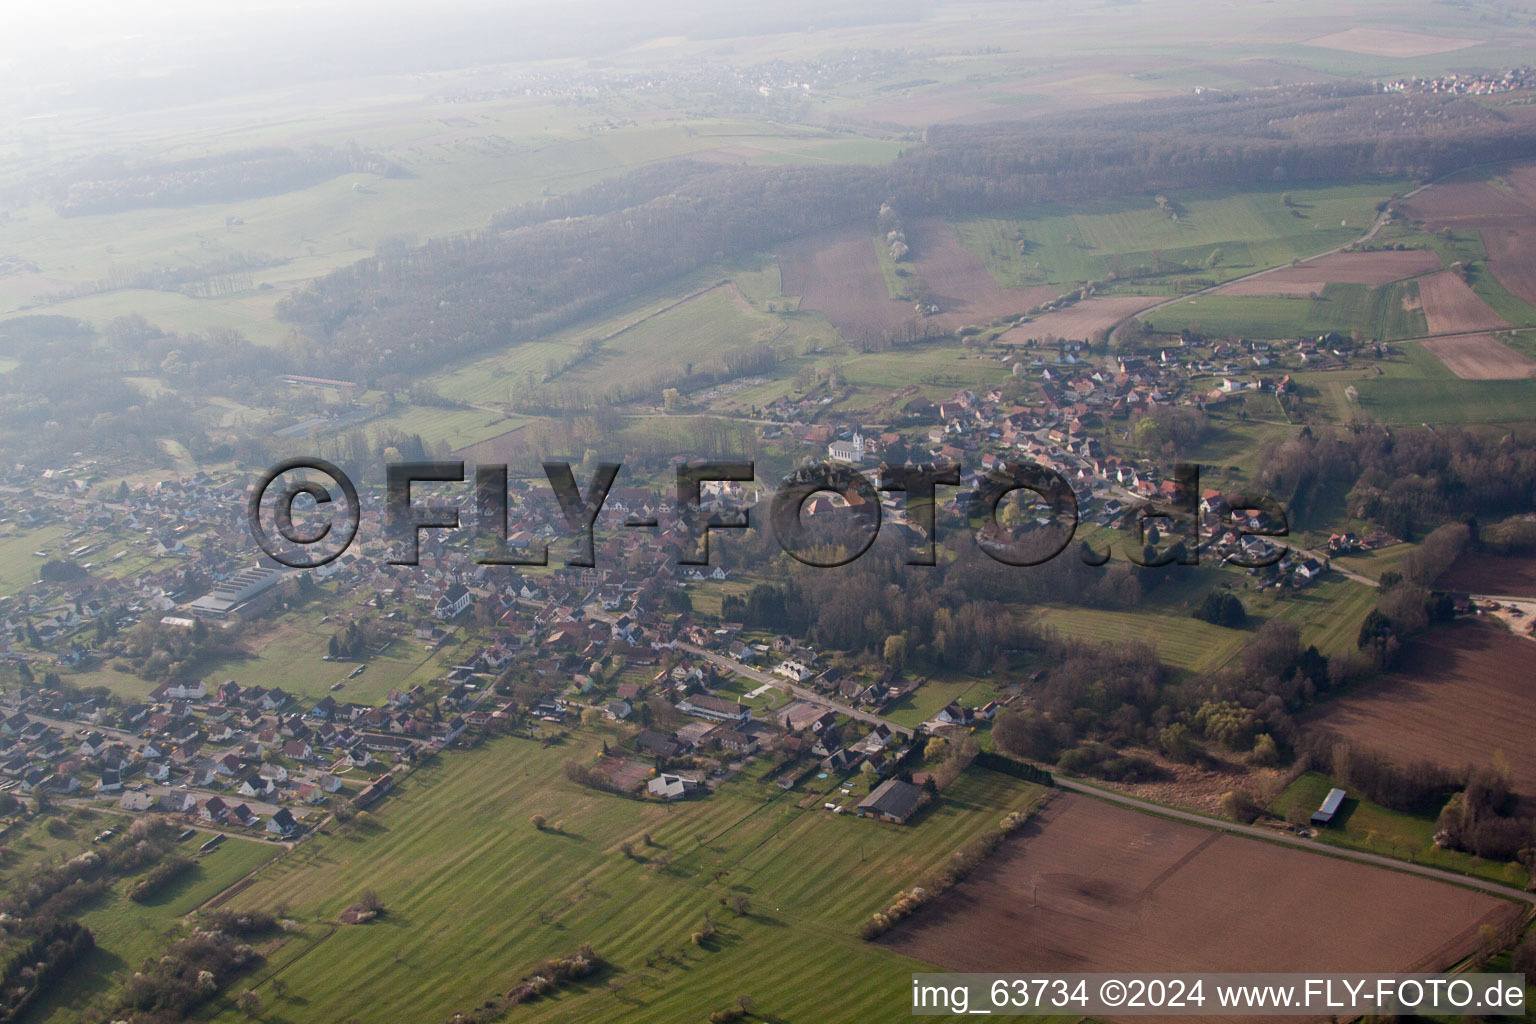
[
  {"left": 47, "top": 143, "right": 406, "bottom": 216},
  {"left": 275, "top": 84, "right": 1536, "bottom": 385}
]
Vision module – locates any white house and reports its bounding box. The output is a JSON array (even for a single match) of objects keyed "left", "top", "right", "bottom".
[
  {"left": 164, "top": 679, "right": 207, "bottom": 701},
  {"left": 648, "top": 773, "right": 700, "bottom": 801},
  {"left": 774, "top": 659, "right": 815, "bottom": 683}
]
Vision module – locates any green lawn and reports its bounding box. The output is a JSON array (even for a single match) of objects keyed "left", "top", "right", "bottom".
[
  {"left": 189, "top": 735, "right": 1051, "bottom": 1024},
  {"left": 62, "top": 591, "right": 464, "bottom": 705},
  {"left": 1271, "top": 772, "right": 1529, "bottom": 889},
  {"left": 1328, "top": 543, "right": 1416, "bottom": 583},
  {"left": 195, "top": 619, "right": 464, "bottom": 705},
  {"left": 882, "top": 675, "right": 996, "bottom": 729}
]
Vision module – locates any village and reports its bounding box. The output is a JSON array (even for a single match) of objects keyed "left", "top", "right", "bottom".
[{"left": 0, "top": 319, "right": 1386, "bottom": 841}]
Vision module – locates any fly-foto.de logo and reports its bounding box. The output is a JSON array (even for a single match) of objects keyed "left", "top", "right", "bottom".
[{"left": 245, "top": 457, "right": 1290, "bottom": 571}]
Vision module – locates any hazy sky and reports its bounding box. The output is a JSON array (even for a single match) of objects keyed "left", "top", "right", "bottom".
[
  {"left": 0, "top": 0, "right": 588, "bottom": 115},
  {"left": 0, "top": 0, "right": 918, "bottom": 118}
]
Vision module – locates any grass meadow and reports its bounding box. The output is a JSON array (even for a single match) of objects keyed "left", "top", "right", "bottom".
[
  {"left": 5, "top": 811, "right": 281, "bottom": 1024},
  {"left": 1141, "top": 280, "right": 1426, "bottom": 341},
  {"left": 954, "top": 182, "right": 1399, "bottom": 294},
  {"left": 1272, "top": 772, "right": 1529, "bottom": 889},
  {"left": 185, "top": 736, "right": 1053, "bottom": 1024}
]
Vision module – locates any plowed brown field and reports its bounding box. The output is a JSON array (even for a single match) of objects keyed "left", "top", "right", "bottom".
[
  {"left": 905, "top": 218, "right": 1057, "bottom": 330},
  {"left": 1212, "top": 249, "right": 1442, "bottom": 297},
  {"left": 1416, "top": 271, "right": 1509, "bottom": 334},
  {"left": 1437, "top": 551, "right": 1536, "bottom": 597},
  {"left": 1420, "top": 334, "right": 1536, "bottom": 379},
  {"left": 1305, "top": 27, "right": 1478, "bottom": 57},
  {"left": 1002, "top": 295, "right": 1168, "bottom": 342},
  {"left": 1401, "top": 167, "right": 1536, "bottom": 307},
  {"left": 778, "top": 228, "right": 913, "bottom": 338},
  {"left": 1302, "top": 621, "right": 1536, "bottom": 790},
  {"left": 880, "top": 794, "right": 1519, "bottom": 1023}
]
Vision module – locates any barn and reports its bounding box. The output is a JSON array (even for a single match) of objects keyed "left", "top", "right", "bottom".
[{"left": 1311, "top": 787, "right": 1347, "bottom": 826}]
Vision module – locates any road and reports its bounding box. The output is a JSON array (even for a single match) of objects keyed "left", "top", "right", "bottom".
[
  {"left": 1128, "top": 174, "right": 1442, "bottom": 325},
  {"left": 1052, "top": 775, "right": 1536, "bottom": 907},
  {"left": 15, "top": 708, "right": 149, "bottom": 751},
  {"left": 673, "top": 640, "right": 916, "bottom": 737},
  {"left": 683, "top": 628, "right": 1535, "bottom": 904},
  {"left": 635, "top": 619, "right": 1536, "bottom": 904},
  {"left": 580, "top": 603, "right": 919, "bottom": 737}
]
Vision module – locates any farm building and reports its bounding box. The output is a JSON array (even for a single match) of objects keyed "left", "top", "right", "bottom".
[
  {"left": 1311, "top": 787, "right": 1347, "bottom": 826},
  {"left": 857, "top": 778, "right": 924, "bottom": 824}
]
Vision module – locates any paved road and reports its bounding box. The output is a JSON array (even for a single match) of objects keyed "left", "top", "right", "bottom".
[
  {"left": 1052, "top": 775, "right": 1536, "bottom": 906},
  {"left": 579, "top": 603, "right": 919, "bottom": 738},
  {"left": 16, "top": 709, "right": 148, "bottom": 751},
  {"left": 685, "top": 637, "right": 1536, "bottom": 903}
]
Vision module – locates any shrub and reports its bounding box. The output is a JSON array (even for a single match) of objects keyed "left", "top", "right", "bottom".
[
  {"left": 1220, "top": 789, "right": 1264, "bottom": 824},
  {"left": 129, "top": 856, "right": 194, "bottom": 903}
]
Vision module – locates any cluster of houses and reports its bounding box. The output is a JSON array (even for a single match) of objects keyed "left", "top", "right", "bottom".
[
  {"left": 1380, "top": 66, "right": 1536, "bottom": 97},
  {"left": 0, "top": 671, "right": 489, "bottom": 837}
]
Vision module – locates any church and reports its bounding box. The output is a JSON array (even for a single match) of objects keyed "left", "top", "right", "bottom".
[{"left": 827, "top": 431, "right": 865, "bottom": 464}]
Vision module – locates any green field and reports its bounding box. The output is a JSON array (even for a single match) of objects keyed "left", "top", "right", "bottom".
[
  {"left": 65, "top": 596, "right": 471, "bottom": 704},
  {"left": 1287, "top": 335, "right": 1536, "bottom": 425},
  {"left": 1271, "top": 772, "right": 1530, "bottom": 889},
  {"left": 0, "top": 97, "right": 905, "bottom": 350},
  {"left": 198, "top": 613, "right": 467, "bottom": 705},
  {"left": 1142, "top": 280, "right": 1426, "bottom": 341},
  {"left": 353, "top": 403, "right": 521, "bottom": 453},
  {"left": 8, "top": 813, "right": 282, "bottom": 1024},
  {"left": 189, "top": 736, "right": 1050, "bottom": 1024},
  {"left": 954, "top": 182, "right": 1399, "bottom": 294},
  {"left": 882, "top": 675, "right": 999, "bottom": 729},
  {"left": 0, "top": 524, "right": 66, "bottom": 594},
  {"left": 1032, "top": 603, "right": 1250, "bottom": 674},
  {"left": 1350, "top": 374, "right": 1536, "bottom": 425},
  {"left": 556, "top": 284, "right": 782, "bottom": 398},
  {"left": 1253, "top": 577, "right": 1379, "bottom": 660}
]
